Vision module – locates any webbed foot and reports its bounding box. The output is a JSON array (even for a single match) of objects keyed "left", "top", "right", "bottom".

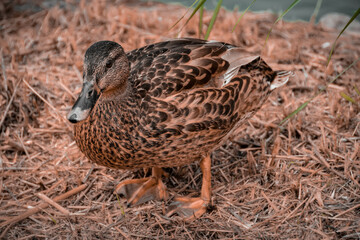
[
  {"left": 114, "top": 168, "right": 168, "bottom": 206},
  {"left": 166, "top": 196, "right": 209, "bottom": 221},
  {"left": 167, "top": 155, "right": 212, "bottom": 221}
]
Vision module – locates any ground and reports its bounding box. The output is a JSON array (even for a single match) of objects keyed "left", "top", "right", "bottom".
[{"left": 0, "top": 0, "right": 359, "bottom": 239}]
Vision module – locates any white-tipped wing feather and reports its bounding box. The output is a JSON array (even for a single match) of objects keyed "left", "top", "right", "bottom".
[{"left": 220, "top": 48, "right": 259, "bottom": 86}]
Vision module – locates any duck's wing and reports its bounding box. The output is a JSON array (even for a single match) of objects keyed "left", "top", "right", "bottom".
[
  {"left": 127, "top": 38, "right": 261, "bottom": 99},
  {"left": 137, "top": 57, "right": 286, "bottom": 141}
]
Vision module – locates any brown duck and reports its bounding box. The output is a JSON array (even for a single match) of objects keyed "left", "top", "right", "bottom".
[{"left": 67, "top": 38, "right": 290, "bottom": 220}]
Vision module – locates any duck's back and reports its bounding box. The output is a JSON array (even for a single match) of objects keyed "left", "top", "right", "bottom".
[{"left": 126, "top": 38, "right": 270, "bottom": 99}]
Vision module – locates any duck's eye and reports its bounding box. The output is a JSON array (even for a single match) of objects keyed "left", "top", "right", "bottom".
[{"left": 105, "top": 60, "right": 113, "bottom": 69}]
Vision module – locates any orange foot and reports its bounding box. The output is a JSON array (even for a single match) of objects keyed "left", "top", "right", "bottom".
[
  {"left": 167, "top": 155, "right": 212, "bottom": 221},
  {"left": 114, "top": 168, "right": 168, "bottom": 206},
  {"left": 166, "top": 197, "right": 209, "bottom": 221}
]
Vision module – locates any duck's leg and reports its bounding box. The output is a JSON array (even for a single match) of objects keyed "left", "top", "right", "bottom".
[
  {"left": 114, "top": 167, "right": 168, "bottom": 206},
  {"left": 166, "top": 155, "right": 211, "bottom": 221}
]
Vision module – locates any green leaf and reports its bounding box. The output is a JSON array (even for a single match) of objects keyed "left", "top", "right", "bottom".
[
  {"left": 340, "top": 92, "right": 356, "bottom": 104},
  {"left": 232, "top": 0, "right": 257, "bottom": 32},
  {"left": 280, "top": 101, "right": 310, "bottom": 125},
  {"left": 204, "top": 0, "right": 223, "bottom": 40},
  {"left": 264, "top": 0, "right": 301, "bottom": 45},
  {"left": 327, "top": 8, "right": 360, "bottom": 66}
]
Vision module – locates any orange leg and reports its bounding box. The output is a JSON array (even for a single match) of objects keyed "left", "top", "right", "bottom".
[
  {"left": 114, "top": 167, "right": 168, "bottom": 206},
  {"left": 166, "top": 155, "right": 211, "bottom": 221}
]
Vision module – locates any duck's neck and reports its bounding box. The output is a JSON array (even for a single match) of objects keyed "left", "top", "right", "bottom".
[{"left": 100, "top": 79, "right": 133, "bottom": 102}]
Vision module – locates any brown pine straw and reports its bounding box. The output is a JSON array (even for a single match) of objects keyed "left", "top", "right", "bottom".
[
  {"left": 0, "top": 79, "right": 21, "bottom": 129},
  {"left": 0, "top": 0, "right": 359, "bottom": 238},
  {"left": 0, "top": 184, "right": 87, "bottom": 238},
  {"left": 36, "top": 193, "right": 71, "bottom": 216}
]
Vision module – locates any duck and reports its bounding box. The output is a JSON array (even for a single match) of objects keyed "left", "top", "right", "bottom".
[{"left": 67, "top": 38, "right": 290, "bottom": 220}]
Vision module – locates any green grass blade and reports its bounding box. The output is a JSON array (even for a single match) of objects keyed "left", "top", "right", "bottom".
[
  {"left": 169, "top": 0, "right": 201, "bottom": 31},
  {"left": 327, "top": 57, "right": 359, "bottom": 85},
  {"left": 280, "top": 101, "right": 310, "bottom": 125},
  {"left": 280, "top": 57, "right": 359, "bottom": 125},
  {"left": 340, "top": 92, "right": 356, "bottom": 104},
  {"left": 310, "top": 0, "right": 322, "bottom": 22},
  {"left": 199, "top": 4, "right": 204, "bottom": 38},
  {"left": 327, "top": 8, "right": 360, "bottom": 66},
  {"left": 204, "top": 0, "right": 223, "bottom": 40},
  {"left": 232, "top": 0, "right": 257, "bottom": 32},
  {"left": 180, "top": 0, "right": 207, "bottom": 32},
  {"left": 49, "top": 216, "right": 57, "bottom": 224},
  {"left": 355, "top": 86, "right": 360, "bottom": 96},
  {"left": 264, "top": 0, "right": 301, "bottom": 45},
  {"left": 115, "top": 193, "right": 126, "bottom": 215}
]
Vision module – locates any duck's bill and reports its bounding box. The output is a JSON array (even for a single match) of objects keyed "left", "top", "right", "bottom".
[{"left": 67, "top": 82, "right": 100, "bottom": 123}]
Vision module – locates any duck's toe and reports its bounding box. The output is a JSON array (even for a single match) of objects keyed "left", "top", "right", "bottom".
[
  {"left": 166, "top": 196, "right": 209, "bottom": 221},
  {"left": 114, "top": 168, "right": 168, "bottom": 206}
]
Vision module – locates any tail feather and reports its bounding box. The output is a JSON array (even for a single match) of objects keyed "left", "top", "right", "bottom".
[
  {"left": 270, "top": 70, "right": 293, "bottom": 90},
  {"left": 220, "top": 48, "right": 259, "bottom": 86}
]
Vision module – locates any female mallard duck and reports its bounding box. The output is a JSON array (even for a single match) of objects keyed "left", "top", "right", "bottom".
[{"left": 68, "top": 38, "right": 290, "bottom": 220}]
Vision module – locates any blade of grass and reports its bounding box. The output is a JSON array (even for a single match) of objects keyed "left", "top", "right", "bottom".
[
  {"left": 340, "top": 92, "right": 356, "bottom": 104},
  {"left": 310, "top": 0, "right": 322, "bottom": 23},
  {"left": 204, "top": 0, "right": 223, "bottom": 40},
  {"left": 326, "top": 57, "right": 359, "bottom": 86},
  {"left": 280, "top": 101, "right": 310, "bottom": 125},
  {"left": 264, "top": 0, "right": 301, "bottom": 45},
  {"left": 199, "top": 3, "right": 204, "bottom": 38},
  {"left": 169, "top": 0, "right": 201, "bottom": 31},
  {"left": 355, "top": 86, "right": 360, "bottom": 96},
  {"left": 115, "top": 194, "right": 126, "bottom": 216},
  {"left": 232, "top": 0, "right": 257, "bottom": 32},
  {"left": 327, "top": 8, "right": 360, "bottom": 66},
  {"left": 280, "top": 57, "right": 360, "bottom": 125},
  {"left": 178, "top": 0, "right": 207, "bottom": 33}
]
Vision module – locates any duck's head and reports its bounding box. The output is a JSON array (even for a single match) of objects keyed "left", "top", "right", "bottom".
[{"left": 67, "top": 41, "right": 129, "bottom": 124}]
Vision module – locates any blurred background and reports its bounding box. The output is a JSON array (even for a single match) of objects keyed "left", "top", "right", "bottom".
[
  {"left": 157, "top": 0, "right": 358, "bottom": 21},
  {"left": 5, "top": 0, "right": 359, "bottom": 32},
  {"left": 6, "top": 0, "right": 359, "bottom": 21}
]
